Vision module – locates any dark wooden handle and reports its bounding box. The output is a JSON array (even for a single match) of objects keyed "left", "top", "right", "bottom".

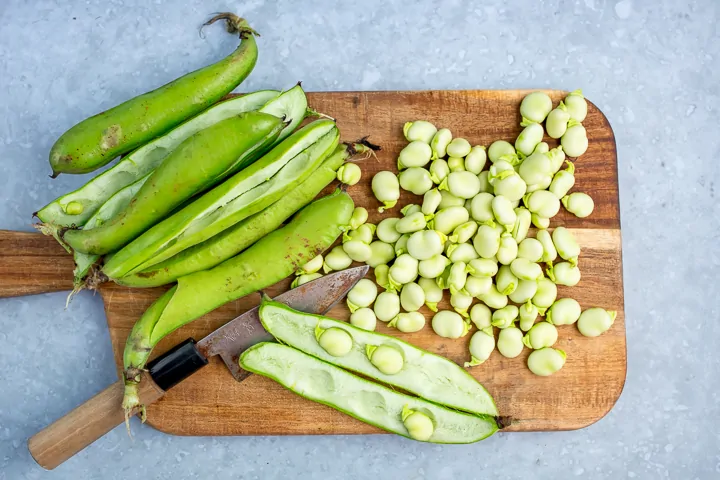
[
  {"left": 28, "top": 372, "right": 165, "bottom": 470},
  {"left": 0, "top": 230, "right": 75, "bottom": 297}
]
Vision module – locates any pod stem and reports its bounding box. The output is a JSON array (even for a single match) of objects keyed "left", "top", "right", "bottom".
[
  {"left": 201, "top": 12, "right": 259, "bottom": 39},
  {"left": 348, "top": 137, "right": 381, "bottom": 162}
]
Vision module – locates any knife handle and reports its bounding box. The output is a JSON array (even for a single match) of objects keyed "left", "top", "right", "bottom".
[{"left": 28, "top": 372, "right": 164, "bottom": 470}]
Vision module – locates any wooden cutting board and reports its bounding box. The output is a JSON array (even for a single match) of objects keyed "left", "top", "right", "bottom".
[{"left": 0, "top": 90, "right": 625, "bottom": 435}]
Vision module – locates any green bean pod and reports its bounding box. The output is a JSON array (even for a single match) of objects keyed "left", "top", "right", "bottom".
[
  {"left": 105, "top": 119, "right": 338, "bottom": 278},
  {"left": 63, "top": 111, "right": 285, "bottom": 256},
  {"left": 117, "top": 143, "right": 365, "bottom": 287},
  {"left": 49, "top": 13, "right": 260, "bottom": 176},
  {"left": 121, "top": 189, "right": 353, "bottom": 417}
]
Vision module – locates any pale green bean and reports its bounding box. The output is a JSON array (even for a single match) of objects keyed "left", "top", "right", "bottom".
[
  {"left": 450, "top": 291, "right": 473, "bottom": 317},
  {"left": 511, "top": 206, "right": 531, "bottom": 243},
  {"left": 551, "top": 226, "right": 580, "bottom": 265},
  {"left": 477, "top": 171, "right": 492, "bottom": 193},
  {"left": 532, "top": 277, "right": 557, "bottom": 315},
  {"left": 399, "top": 167, "right": 433, "bottom": 195},
  {"left": 400, "top": 282, "right": 425, "bottom": 312},
  {"left": 473, "top": 224, "right": 501, "bottom": 259},
  {"left": 519, "top": 301, "right": 539, "bottom": 331},
  {"left": 437, "top": 190, "right": 465, "bottom": 209},
  {"left": 546, "top": 298, "right": 581, "bottom": 326},
  {"left": 388, "top": 311, "right": 426, "bottom": 333},
  {"left": 449, "top": 221, "right": 478, "bottom": 244},
  {"left": 367, "top": 241, "right": 395, "bottom": 268},
  {"left": 531, "top": 213, "right": 550, "bottom": 229},
  {"left": 374, "top": 291, "right": 401, "bottom": 322},
  {"left": 518, "top": 152, "right": 553, "bottom": 187},
  {"left": 418, "top": 277, "right": 443, "bottom": 312},
  {"left": 372, "top": 171, "right": 400, "bottom": 212},
  {"left": 465, "top": 329, "right": 495, "bottom": 367},
  {"left": 430, "top": 128, "right": 452, "bottom": 159},
  {"left": 343, "top": 240, "right": 372, "bottom": 263},
  {"left": 517, "top": 238, "right": 543, "bottom": 262},
  {"left": 431, "top": 311, "right": 469, "bottom": 338},
  {"left": 447, "top": 242, "right": 479, "bottom": 263},
  {"left": 464, "top": 146, "right": 487, "bottom": 174},
  {"left": 497, "top": 235, "right": 519, "bottom": 266},
  {"left": 316, "top": 327, "right": 353, "bottom": 357},
  {"left": 397, "top": 141, "right": 432, "bottom": 169},
  {"left": 374, "top": 264, "right": 392, "bottom": 291},
  {"left": 430, "top": 206, "right": 469, "bottom": 234},
  {"left": 469, "top": 192, "right": 495, "bottom": 225},
  {"left": 547, "top": 146, "right": 567, "bottom": 173},
  {"left": 377, "top": 218, "right": 402, "bottom": 243},
  {"left": 463, "top": 275, "right": 492, "bottom": 297},
  {"left": 447, "top": 138, "right": 472, "bottom": 158},
  {"left": 546, "top": 102, "right": 570, "bottom": 139},
  {"left": 403, "top": 120, "right": 437, "bottom": 144},
  {"left": 478, "top": 284, "right": 508, "bottom": 309},
  {"left": 448, "top": 261, "right": 468, "bottom": 295},
  {"left": 561, "top": 123, "right": 588, "bottom": 158},
  {"left": 549, "top": 161, "right": 575, "bottom": 198},
  {"left": 447, "top": 156, "right": 465, "bottom": 172},
  {"left": 520, "top": 91, "right": 553, "bottom": 125},
  {"left": 407, "top": 230, "right": 445, "bottom": 261},
  {"left": 422, "top": 188, "right": 442, "bottom": 215},
  {"left": 536, "top": 229, "right": 557, "bottom": 263},
  {"left": 429, "top": 159, "right": 450, "bottom": 184},
  {"left": 337, "top": 163, "right": 361, "bottom": 186},
  {"left": 547, "top": 261, "right": 581, "bottom": 286},
  {"left": 466, "top": 258, "right": 498, "bottom": 277},
  {"left": 527, "top": 347, "right": 566, "bottom": 376},
  {"left": 522, "top": 322, "right": 558, "bottom": 349},
  {"left": 497, "top": 326, "right": 524, "bottom": 358},
  {"left": 577, "top": 307, "right": 617, "bottom": 337},
  {"left": 508, "top": 279, "right": 538, "bottom": 304},
  {"left": 350, "top": 307, "right": 377, "bottom": 331},
  {"left": 515, "top": 123, "right": 544, "bottom": 157},
  {"left": 496, "top": 265, "right": 518, "bottom": 295},
  {"left": 291, "top": 272, "right": 323, "bottom": 288},
  {"left": 394, "top": 233, "right": 411, "bottom": 256},
  {"left": 492, "top": 195, "right": 517, "bottom": 232},
  {"left": 562, "top": 192, "right": 594, "bottom": 218},
  {"left": 564, "top": 89, "right": 588, "bottom": 122},
  {"left": 524, "top": 190, "right": 561, "bottom": 218},
  {"left": 323, "top": 245, "right": 352, "bottom": 273},
  {"left": 510, "top": 258, "right": 543, "bottom": 281},
  {"left": 389, "top": 253, "right": 419, "bottom": 289},
  {"left": 441, "top": 171, "right": 481, "bottom": 199},
  {"left": 343, "top": 223, "right": 375, "bottom": 245},
  {"left": 469, "top": 303, "right": 492, "bottom": 330},
  {"left": 349, "top": 207, "right": 368, "bottom": 230},
  {"left": 297, "top": 254, "right": 324, "bottom": 275},
  {"left": 396, "top": 212, "right": 428, "bottom": 234},
  {"left": 488, "top": 140, "right": 517, "bottom": 164},
  {"left": 418, "top": 254, "right": 450, "bottom": 279},
  {"left": 346, "top": 278, "right": 378, "bottom": 312}
]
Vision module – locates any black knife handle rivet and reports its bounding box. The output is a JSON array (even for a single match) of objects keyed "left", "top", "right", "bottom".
[{"left": 147, "top": 338, "right": 209, "bottom": 391}]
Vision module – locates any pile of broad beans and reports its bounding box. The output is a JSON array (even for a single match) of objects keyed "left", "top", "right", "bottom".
[{"left": 295, "top": 90, "right": 616, "bottom": 377}]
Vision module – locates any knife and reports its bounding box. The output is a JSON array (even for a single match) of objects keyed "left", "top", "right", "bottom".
[{"left": 28, "top": 265, "right": 369, "bottom": 470}]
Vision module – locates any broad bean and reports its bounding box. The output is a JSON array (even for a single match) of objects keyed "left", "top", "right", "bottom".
[
  {"left": 372, "top": 171, "right": 400, "bottom": 212},
  {"left": 465, "top": 329, "right": 495, "bottom": 367},
  {"left": 343, "top": 223, "right": 375, "bottom": 245},
  {"left": 470, "top": 303, "right": 492, "bottom": 330},
  {"left": 552, "top": 227, "right": 580, "bottom": 265},
  {"left": 532, "top": 277, "right": 558, "bottom": 314},
  {"left": 447, "top": 242, "right": 479, "bottom": 263},
  {"left": 467, "top": 258, "right": 499, "bottom": 277},
  {"left": 448, "top": 261, "right": 468, "bottom": 294},
  {"left": 323, "top": 245, "right": 353, "bottom": 273},
  {"left": 403, "top": 120, "right": 437, "bottom": 144},
  {"left": 562, "top": 192, "right": 594, "bottom": 218},
  {"left": 518, "top": 152, "right": 553, "bottom": 186},
  {"left": 396, "top": 212, "right": 428, "bottom": 234},
  {"left": 497, "top": 235, "right": 519, "bottom": 265},
  {"left": 401, "top": 204, "right": 422, "bottom": 217},
  {"left": 519, "top": 301, "right": 539, "bottom": 331},
  {"left": 397, "top": 141, "right": 432, "bottom": 169},
  {"left": 389, "top": 311, "right": 426, "bottom": 333},
  {"left": 291, "top": 272, "right": 323, "bottom": 288},
  {"left": 509, "top": 279, "right": 538, "bottom": 304},
  {"left": 406, "top": 230, "right": 445, "bottom": 261},
  {"left": 463, "top": 275, "right": 492, "bottom": 297},
  {"left": 346, "top": 278, "right": 378, "bottom": 312},
  {"left": 469, "top": 192, "right": 495, "bottom": 225},
  {"left": 488, "top": 140, "right": 517, "bottom": 164},
  {"left": 515, "top": 123, "right": 544, "bottom": 157},
  {"left": 577, "top": 307, "right": 617, "bottom": 337},
  {"left": 367, "top": 241, "right": 396, "bottom": 268},
  {"left": 431, "top": 311, "right": 469, "bottom": 338},
  {"left": 527, "top": 347, "right": 566, "bottom": 376},
  {"left": 374, "top": 264, "right": 393, "bottom": 291},
  {"left": 449, "top": 221, "right": 478, "bottom": 244},
  {"left": 418, "top": 277, "right": 443, "bottom": 312},
  {"left": 531, "top": 213, "right": 550, "bottom": 229},
  {"left": 464, "top": 146, "right": 487, "bottom": 174},
  {"left": 297, "top": 254, "right": 324, "bottom": 275},
  {"left": 422, "top": 189, "right": 442, "bottom": 215},
  {"left": 430, "top": 206, "right": 469, "bottom": 234},
  {"left": 497, "top": 326, "right": 524, "bottom": 358},
  {"left": 488, "top": 160, "right": 515, "bottom": 184},
  {"left": 545, "top": 102, "right": 570, "bottom": 139},
  {"left": 564, "top": 89, "right": 588, "bottom": 122},
  {"left": 547, "top": 146, "right": 567, "bottom": 173},
  {"left": 536, "top": 229, "right": 558, "bottom": 262},
  {"left": 520, "top": 91, "right": 553, "bottom": 125},
  {"left": 478, "top": 284, "right": 508, "bottom": 309},
  {"left": 437, "top": 189, "right": 465, "bottom": 209},
  {"left": 549, "top": 161, "right": 576, "bottom": 198},
  {"left": 524, "top": 190, "right": 561, "bottom": 218},
  {"left": 511, "top": 207, "right": 531, "bottom": 243},
  {"left": 376, "top": 217, "right": 402, "bottom": 243},
  {"left": 316, "top": 327, "right": 353, "bottom": 357},
  {"left": 496, "top": 265, "right": 518, "bottom": 295},
  {"left": 441, "top": 171, "right": 481, "bottom": 199},
  {"left": 374, "top": 291, "right": 401, "bottom": 322},
  {"left": 534, "top": 142, "right": 550, "bottom": 154},
  {"left": 389, "top": 254, "right": 419, "bottom": 289},
  {"left": 366, "top": 344, "right": 404, "bottom": 375},
  {"left": 546, "top": 298, "right": 581, "bottom": 326},
  {"left": 451, "top": 291, "right": 474, "bottom": 317},
  {"left": 492, "top": 195, "right": 517, "bottom": 232},
  {"left": 394, "top": 234, "right": 411, "bottom": 257},
  {"left": 337, "top": 162, "right": 362, "bottom": 185},
  {"left": 399, "top": 167, "right": 433, "bottom": 195},
  {"left": 343, "top": 240, "right": 372, "bottom": 263},
  {"left": 430, "top": 128, "right": 452, "bottom": 159},
  {"left": 447, "top": 138, "right": 472, "bottom": 157},
  {"left": 473, "top": 224, "right": 501, "bottom": 259},
  {"left": 400, "top": 282, "right": 425, "bottom": 312},
  {"left": 402, "top": 407, "right": 434, "bottom": 441},
  {"left": 522, "top": 322, "right": 558, "bottom": 349},
  {"left": 477, "top": 171, "right": 492, "bottom": 193},
  {"left": 350, "top": 307, "right": 377, "bottom": 331},
  {"left": 491, "top": 305, "right": 519, "bottom": 329},
  {"left": 349, "top": 207, "right": 368, "bottom": 230},
  {"left": 418, "top": 254, "right": 450, "bottom": 279},
  {"left": 517, "top": 238, "right": 544, "bottom": 262},
  {"left": 492, "top": 172, "right": 527, "bottom": 202},
  {"left": 561, "top": 123, "right": 588, "bottom": 158},
  {"left": 510, "top": 257, "right": 543, "bottom": 281},
  {"left": 429, "top": 159, "right": 450, "bottom": 184},
  {"left": 447, "top": 156, "right": 465, "bottom": 172}
]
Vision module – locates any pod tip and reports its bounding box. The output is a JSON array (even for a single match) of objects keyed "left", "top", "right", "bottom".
[{"left": 201, "top": 12, "right": 259, "bottom": 39}]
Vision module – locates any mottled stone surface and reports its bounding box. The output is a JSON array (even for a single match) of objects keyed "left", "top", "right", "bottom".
[{"left": 0, "top": 0, "right": 718, "bottom": 478}]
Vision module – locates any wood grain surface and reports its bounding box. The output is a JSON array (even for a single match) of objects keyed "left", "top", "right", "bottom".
[{"left": 6, "top": 90, "right": 625, "bottom": 436}]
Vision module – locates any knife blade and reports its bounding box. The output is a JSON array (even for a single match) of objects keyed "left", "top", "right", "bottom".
[{"left": 145, "top": 265, "right": 369, "bottom": 389}]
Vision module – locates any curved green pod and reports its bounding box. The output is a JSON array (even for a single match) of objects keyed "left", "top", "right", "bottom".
[
  {"left": 258, "top": 300, "right": 499, "bottom": 417},
  {"left": 116, "top": 142, "right": 370, "bottom": 287},
  {"left": 62, "top": 111, "right": 284, "bottom": 255},
  {"left": 104, "top": 119, "right": 339, "bottom": 278},
  {"left": 241, "top": 343, "right": 498, "bottom": 444},
  {"left": 36, "top": 90, "right": 280, "bottom": 228},
  {"left": 49, "top": 13, "right": 259, "bottom": 176},
  {"left": 121, "top": 190, "right": 354, "bottom": 416}
]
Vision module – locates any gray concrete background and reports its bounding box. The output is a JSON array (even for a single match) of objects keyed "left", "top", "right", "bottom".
[{"left": 1, "top": 0, "right": 718, "bottom": 478}]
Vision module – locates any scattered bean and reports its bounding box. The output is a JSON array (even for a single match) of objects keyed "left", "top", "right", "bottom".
[
  {"left": 349, "top": 207, "right": 368, "bottom": 230},
  {"left": 577, "top": 307, "right": 617, "bottom": 337},
  {"left": 397, "top": 141, "right": 432, "bottom": 169},
  {"left": 404, "top": 120, "right": 438, "bottom": 144},
  {"left": 297, "top": 254, "right": 324, "bottom": 275},
  {"left": 488, "top": 140, "right": 517, "bottom": 164},
  {"left": 389, "top": 311, "right": 426, "bottom": 333},
  {"left": 396, "top": 211, "right": 428, "bottom": 234},
  {"left": 344, "top": 223, "right": 375, "bottom": 244},
  {"left": 441, "top": 171, "right": 482, "bottom": 199},
  {"left": 531, "top": 213, "right": 550, "bottom": 229},
  {"left": 291, "top": 272, "right": 323, "bottom": 288},
  {"left": 346, "top": 278, "right": 378, "bottom": 312},
  {"left": 546, "top": 102, "right": 570, "bottom": 139},
  {"left": 464, "top": 146, "right": 487, "bottom": 174},
  {"left": 374, "top": 264, "right": 392, "bottom": 291},
  {"left": 400, "top": 282, "right": 425, "bottom": 312},
  {"left": 552, "top": 227, "right": 580, "bottom": 265},
  {"left": 402, "top": 406, "right": 434, "bottom": 441},
  {"left": 316, "top": 326, "right": 353, "bottom": 357},
  {"left": 561, "top": 123, "right": 588, "bottom": 158},
  {"left": 492, "top": 305, "right": 519, "bottom": 329},
  {"left": 447, "top": 156, "right": 465, "bottom": 172},
  {"left": 519, "top": 301, "right": 539, "bottom": 331},
  {"left": 465, "top": 328, "right": 495, "bottom": 367},
  {"left": 430, "top": 128, "right": 452, "bottom": 159},
  {"left": 564, "top": 89, "right": 588, "bottom": 122},
  {"left": 374, "top": 291, "right": 401, "bottom": 322},
  {"left": 463, "top": 275, "right": 492, "bottom": 297},
  {"left": 376, "top": 217, "right": 402, "bottom": 243},
  {"left": 534, "top": 142, "right": 550, "bottom": 154},
  {"left": 466, "top": 258, "right": 499, "bottom": 277},
  {"left": 497, "top": 235, "right": 519, "bottom": 265},
  {"left": 518, "top": 152, "right": 553, "bottom": 187},
  {"left": 562, "top": 192, "right": 595, "bottom": 218},
  {"left": 547, "top": 146, "right": 567, "bottom": 173},
  {"left": 549, "top": 161, "right": 576, "bottom": 198},
  {"left": 478, "top": 284, "right": 509, "bottom": 309},
  {"left": 350, "top": 307, "right": 377, "bottom": 331},
  {"left": 493, "top": 172, "right": 527, "bottom": 202},
  {"left": 477, "top": 171, "right": 492, "bottom": 193},
  {"left": 388, "top": 253, "right": 419, "bottom": 288},
  {"left": 496, "top": 265, "right": 518, "bottom": 295},
  {"left": 394, "top": 234, "right": 410, "bottom": 256},
  {"left": 399, "top": 167, "right": 433, "bottom": 195},
  {"left": 367, "top": 241, "right": 396, "bottom": 268},
  {"left": 448, "top": 221, "right": 478, "bottom": 244},
  {"left": 497, "top": 327, "right": 524, "bottom": 358},
  {"left": 418, "top": 277, "right": 443, "bottom": 312},
  {"left": 366, "top": 344, "right": 404, "bottom": 375},
  {"left": 430, "top": 206, "right": 469, "bottom": 234},
  {"left": 470, "top": 303, "right": 492, "bottom": 330},
  {"left": 447, "top": 137, "right": 472, "bottom": 157},
  {"left": 532, "top": 277, "right": 558, "bottom": 315},
  {"left": 524, "top": 190, "right": 561, "bottom": 218},
  {"left": 515, "top": 123, "right": 544, "bottom": 157},
  {"left": 337, "top": 162, "right": 362, "bottom": 185},
  {"left": 437, "top": 189, "right": 465, "bottom": 209},
  {"left": 520, "top": 91, "right": 553, "bottom": 125},
  {"left": 429, "top": 158, "right": 450, "bottom": 184},
  {"left": 450, "top": 291, "right": 473, "bottom": 317},
  {"left": 418, "top": 254, "right": 450, "bottom": 279},
  {"left": 522, "top": 322, "right": 558, "bottom": 349},
  {"left": 323, "top": 245, "right": 353, "bottom": 273},
  {"left": 527, "top": 347, "right": 566, "bottom": 376},
  {"left": 372, "top": 171, "right": 400, "bottom": 212},
  {"left": 510, "top": 257, "right": 543, "bottom": 281},
  {"left": 422, "top": 189, "right": 442, "bottom": 215},
  {"left": 536, "top": 229, "right": 558, "bottom": 262},
  {"left": 343, "top": 240, "right": 372, "bottom": 263},
  {"left": 517, "top": 238, "right": 544, "bottom": 262},
  {"left": 509, "top": 279, "right": 538, "bottom": 304},
  {"left": 431, "top": 310, "right": 470, "bottom": 338},
  {"left": 546, "top": 298, "right": 581, "bottom": 326}
]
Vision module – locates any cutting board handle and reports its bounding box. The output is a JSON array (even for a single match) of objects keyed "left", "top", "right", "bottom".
[
  {"left": 0, "top": 230, "right": 75, "bottom": 297},
  {"left": 28, "top": 372, "right": 165, "bottom": 470}
]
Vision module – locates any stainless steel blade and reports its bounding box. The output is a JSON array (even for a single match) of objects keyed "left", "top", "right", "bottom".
[{"left": 196, "top": 265, "right": 369, "bottom": 382}]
